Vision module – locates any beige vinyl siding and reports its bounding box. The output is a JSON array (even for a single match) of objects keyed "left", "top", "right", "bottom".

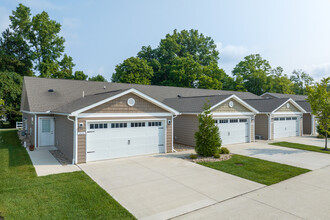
[
  {"left": 55, "top": 115, "right": 74, "bottom": 162},
  {"left": 275, "top": 102, "right": 300, "bottom": 112},
  {"left": 255, "top": 114, "right": 269, "bottom": 140},
  {"left": 173, "top": 115, "right": 199, "bottom": 146},
  {"left": 84, "top": 93, "right": 167, "bottom": 113},
  {"left": 77, "top": 116, "right": 172, "bottom": 163},
  {"left": 212, "top": 99, "right": 250, "bottom": 113},
  {"left": 303, "top": 113, "right": 312, "bottom": 134}
]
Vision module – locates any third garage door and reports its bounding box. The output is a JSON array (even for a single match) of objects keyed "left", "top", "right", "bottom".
[
  {"left": 86, "top": 120, "right": 166, "bottom": 162},
  {"left": 274, "top": 117, "right": 299, "bottom": 139},
  {"left": 215, "top": 118, "right": 250, "bottom": 145}
]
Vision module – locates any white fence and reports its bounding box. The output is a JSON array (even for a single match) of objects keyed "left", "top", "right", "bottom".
[{"left": 16, "top": 121, "right": 23, "bottom": 129}]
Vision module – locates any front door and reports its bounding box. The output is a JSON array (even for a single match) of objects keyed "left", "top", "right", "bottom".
[{"left": 38, "top": 117, "right": 55, "bottom": 147}]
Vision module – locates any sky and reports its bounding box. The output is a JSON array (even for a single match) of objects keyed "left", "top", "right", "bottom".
[{"left": 1, "top": 0, "right": 330, "bottom": 81}]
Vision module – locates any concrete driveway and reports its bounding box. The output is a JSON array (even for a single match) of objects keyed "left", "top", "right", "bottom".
[
  {"left": 79, "top": 154, "right": 263, "bottom": 220},
  {"left": 271, "top": 136, "right": 329, "bottom": 148},
  {"left": 227, "top": 141, "right": 330, "bottom": 170},
  {"left": 175, "top": 165, "right": 330, "bottom": 220}
]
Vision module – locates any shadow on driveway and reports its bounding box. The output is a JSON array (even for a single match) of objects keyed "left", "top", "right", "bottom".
[{"left": 246, "top": 148, "right": 303, "bottom": 156}]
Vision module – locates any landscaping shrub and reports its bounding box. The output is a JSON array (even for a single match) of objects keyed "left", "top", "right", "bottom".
[
  {"left": 220, "top": 147, "right": 230, "bottom": 154},
  {"left": 214, "top": 153, "right": 220, "bottom": 158},
  {"left": 317, "top": 125, "right": 330, "bottom": 137},
  {"left": 190, "top": 154, "right": 198, "bottom": 159},
  {"left": 194, "top": 102, "right": 221, "bottom": 157}
]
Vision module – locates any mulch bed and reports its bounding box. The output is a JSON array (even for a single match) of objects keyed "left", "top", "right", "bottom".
[
  {"left": 174, "top": 143, "right": 195, "bottom": 152},
  {"left": 190, "top": 154, "right": 232, "bottom": 163},
  {"left": 49, "top": 150, "right": 71, "bottom": 165}
]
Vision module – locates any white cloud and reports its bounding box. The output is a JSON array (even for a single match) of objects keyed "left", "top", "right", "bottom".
[
  {"left": 216, "top": 42, "right": 249, "bottom": 63},
  {"left": 303, "top": 62, "right": 330, "bottom": 81}
]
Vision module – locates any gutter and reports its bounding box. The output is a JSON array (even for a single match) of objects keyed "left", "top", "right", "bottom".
[{"left": 67, "top": 115, "right": 77, "bottom": 165}]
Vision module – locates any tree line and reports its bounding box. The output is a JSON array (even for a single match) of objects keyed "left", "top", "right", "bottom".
[{"left": 0, "top": 4, "right": 317, "bottom": 127}]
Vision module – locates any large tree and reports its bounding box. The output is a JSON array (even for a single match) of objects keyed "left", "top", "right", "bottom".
[
  {"left": 113, "top": 29, "right": 230, "bottom": 89},
  {"left": 0, "top": 72, "right": 22, "bottom": 126},
  {"left": 269, "top": 66, "right": 294, "bottom": 94},
  {"left": 306, "top": 77, "right": 330, "bottom": 150},
  {"left": 89, "top": 74, "right": 107, "bottom": 82},
  {"left": 112, "top": 57, "right": 153, "bottom": 85},
  {"left": 232, "top": 54, "right": 271, "bottom": 95},
  {"left": 290, "top": 69, "right": 314, "bottom": 95}
]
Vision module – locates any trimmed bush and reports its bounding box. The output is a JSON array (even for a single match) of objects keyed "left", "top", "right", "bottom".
[
  {"left": 220, "top": 147, "right": 230, "bottom": 154},
  {"left": 190, "top": 154, "right": 198, "bottom": 159},
  {"left": 194, "top": 102, "right": 222, "bottom": 157},
  {"left": 214, "top": 153, "right": 220, "bottom": 158}
]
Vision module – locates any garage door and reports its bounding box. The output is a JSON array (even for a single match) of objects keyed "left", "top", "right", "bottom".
[
  {"left": 274, "top": 117, "right": 299, "bottom": 139},
  {"left": 86, "top": 120, "right": 165, "bottom": 162},
  {"left": 215, "top": 118, "right": 250, "bottom": 145}
]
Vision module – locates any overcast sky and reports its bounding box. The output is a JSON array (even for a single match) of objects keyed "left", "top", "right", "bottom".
[{"left": 1, "top": 0, "right": 330, "bottom": 81}]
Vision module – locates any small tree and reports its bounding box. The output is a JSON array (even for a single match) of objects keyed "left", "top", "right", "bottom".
[
  {"left": 194, "top": 101, "right": 221, "bottom": 156},
  {"left": 307, "top": 77, "right": 330, "bottom": 150}
]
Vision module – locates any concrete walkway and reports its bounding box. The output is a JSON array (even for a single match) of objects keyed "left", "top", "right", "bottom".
[
  {"left": 227, "top": 141, "right": 330, "bottom": 170},
  {"left": 79, "top": 154, "right": 263, "bottom": 220},
  {"left": 175, "top": 165, "right": 330, "bottom": 220},
  {"left": 27, "top": 146, "right": 80, "bottom": 176}
]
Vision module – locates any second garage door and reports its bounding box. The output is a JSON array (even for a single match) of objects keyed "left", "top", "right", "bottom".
[
  {"left": 86, "top": 120, "right": 166, "bottom": 162},
  {"left": 215, "top": 118, "right": 250, "bottom": 145},
  {"left": 274, "top": 117, "right": 299, "bottom": 139}
]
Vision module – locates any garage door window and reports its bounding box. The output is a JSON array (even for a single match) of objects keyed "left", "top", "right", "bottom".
[
  {"left": 148, "top": 121, "right": 162, "bottom": 127},
  {"left": 219, "top": 119, "right": 228, "bottom": 124},
  {"left": 230, "top": 119, "right": 238, "bottom": 123},
  {"left": 131, "top": 122, "right": 145, "bottom": 127},
  {"left": 239, "top": 119, "right": 248, "bottom": 123},
  {"left": 90, "top": 123, "right": 108, "bottom": 129},
  {"left": 292, "top": 117, "right": 297, "bottom": 120},
  {"left": 111, "top": 123, "right": 127, "bottom": 128}
]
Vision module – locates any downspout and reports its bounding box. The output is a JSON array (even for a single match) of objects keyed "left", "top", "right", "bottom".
[
  {"left": 34, "top": 114, "right": 37, "bottom": 147},
  {"left": 311, "top": 113, "right": 314, "bottom": 135},
  {"left": 67, "top": 115, "right": 76, "bottom": 164},
  {"left": 172, "top": 114, "right": 178, "bottom": 153}
]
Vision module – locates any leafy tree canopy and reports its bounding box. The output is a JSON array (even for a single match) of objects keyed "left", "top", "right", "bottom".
[
  {"left": 307, "top": 77, "right": 330, "bottom": 150},
  {"left": 290, "top": 69, "right": 314, "bottom": 95},
  {"left": 89, "top": 74, "right": 107, "bottom": 82}
]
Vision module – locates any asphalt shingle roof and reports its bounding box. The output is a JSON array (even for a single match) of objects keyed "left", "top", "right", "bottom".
[
  {"left": 244, "top": 98, "right": 290, "bottom": 112},
  {"left": 295, "top": 100, "right": 312, "bottom": 112},
  {"left": 22, "top": 77, "right": 261, "bottom": 113},
  {"left": 262, "top": 92, "right": 307, "bottom": 101}
]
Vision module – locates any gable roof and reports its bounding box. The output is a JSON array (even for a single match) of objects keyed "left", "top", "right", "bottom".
[
  {"left": 261, "top": 92, "right": 307, "bottom": 101},
  {"left": 295, "top": 100, "right": 312, "bottom": 112},
  {"left": 245, "top": 98, "right": 306, "bottom": 113},
  {"left": 22, "top": 77, "right": 261, "bottom": 114}
]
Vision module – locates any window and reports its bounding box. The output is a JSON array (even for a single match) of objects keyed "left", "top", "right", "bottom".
[
  {"left": 95, "top": 124, "right": 99, "bottom": 129},
  {"left": 214, "top": 120, "right": 218, "bottom": 124},
  {"left": 230, "top": 119, "right": 238, "bottom": 123},
  {"left": 131, "top": 122, "right": 145, "bottom": 127},
  {"left": 274, "top": 118, "right": 279, "bottom": 121},
  {"left": 219, "top": 119, "right": 228, "bottom": 124},
  {"left": 148, "top": 121, "right": 162, "bottom": 127},
  {"left": 89, "top": 123, "right": 109, "bottom": 129},
  {"left": 90, "top": 124, "right": 94, "bottom": 129},
  {"left": 280, "top": 118, "right": 285, "bottom": 121},
  {"left": 111, "top": 123, "right": 127, "bottom": 128},
  {"left": 292, "top": 117, "right": 297, "bottom": 120},
  {"left": 286, "top": 117, "right": 292, "bottom": 120},
  {"left": 239, "top": 119, "right": 247, "bottom": 123},
  {"left": 42, "top": 119, "right": 50, "bottom": 133}
]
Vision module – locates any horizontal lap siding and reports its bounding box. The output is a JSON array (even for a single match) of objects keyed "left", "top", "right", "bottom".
[
  {"left": 77, "top": 116, "right": 172, "bottom": 163},
  {"left": 255, "top": 114, "right": 269, "bottom": 140},
  {"left": 212, "top": 99, "right": 250, "bottom": 113},
  {"left": 275, "top": 103, "right": 300, "bottom": 112},
  {"left": 55, "top": 115, "right": 73, "bottom": 162},
  {"left": 173, "top": 115, "right": 198, "bottom": 146}
]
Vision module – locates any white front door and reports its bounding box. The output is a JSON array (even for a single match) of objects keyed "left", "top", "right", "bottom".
[
  {"left": 86, "top": 120, "right": 166, "bottom": 162},
  {"left": 274, "top": 116, "right": 299, "bottom": 139},
  {"left": 216, "top": 118, "right": 250, "bottom": 145},
  {"left": 38, "top": 117, "right": 55, "bottom": 147}
]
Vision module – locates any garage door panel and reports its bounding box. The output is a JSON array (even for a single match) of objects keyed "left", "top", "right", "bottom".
[
  {"left": 86, "top": 121, "right": 165, "bottom": 162},
  {"left": 216, "top": 118, "right": 250, "bottom": 145},
  {"left": 274, "top": 117, "right": 299, "bottom": 139}
]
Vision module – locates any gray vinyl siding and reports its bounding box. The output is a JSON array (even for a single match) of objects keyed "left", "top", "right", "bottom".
[
  {"left": 55, "top": 115, "right": 74, "bottom": 162},
  {"left": 173, "top": 115, "right": 199, "bottom": 146},
  {"left": 303, "top": 113, "right": 312, "bottom": 135},
  {"left": 22, "top": 113, "right": 35, "bottom": 146},
  {"left": 255, "top": 114, "right": 269, "bottom": 140}
]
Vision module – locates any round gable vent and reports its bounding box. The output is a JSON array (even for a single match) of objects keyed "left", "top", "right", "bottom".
[
  {"left": 127, "top": 98, "right": 135, "bottom": 107},
  {"left": 286, "top": 103, "right": 290, "bottom": 108},
  {"left": 228, "top": 101, "right": 234, "bottom": 108}
]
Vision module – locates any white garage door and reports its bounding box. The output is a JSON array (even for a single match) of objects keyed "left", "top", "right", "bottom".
[
  {"left": 274, "top": 117, "right": 299, "bottom": 139},
  {"left": 86, "top": 120, "right": 165, "bottom": 162},
  {"left": 215, "top": 118, "right": 250, "bottom": 145}
]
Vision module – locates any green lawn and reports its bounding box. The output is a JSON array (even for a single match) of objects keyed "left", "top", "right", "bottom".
[
  {"left": 0, "top": 130, "right": 135, "bottom": 219},
  {"left": 271, "top": 141, "right": 330, "bottom": 154},
  {"left": 198, "top": 155, "right": 310, "bottom": 185}
]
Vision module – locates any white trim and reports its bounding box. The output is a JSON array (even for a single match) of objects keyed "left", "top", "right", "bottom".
[
  {"left": 271, "top": 99, "right": 306, "bottom": 114},
  {"left": 268, "top": 114, "right": 271, "bottom": 140},
  {"left": 213, "top": 115, "right": 253, "bottom": 119},
  {"left": 272, "top": 112, "right": 303, "bottom": 115},
  {"left": 85, "top": 118, "right": 167, "bottom": 161},
  {"left": 21, "top": 110, "right": 69, "bottom": 116},
  {"left": 78, "top": 112, "right": 173, "bottom": 118},
  {"left": 34, "top": 114, "right": 37, "bottom": 147},
  {"left": 171, "top": 115, "right": 174, "bottom": 152},
  {"left": 209, "top": 95, "right": 259, "bottom": 114},
  {"left": 211, "top": 112, "right": 255, "bottom": 116},
  {"left": 75, "top": 117, "right": 78, "bottom": 164},
  {"left": 37, "top": 116, "right": 55, "bottom": 147},
  {"left": 70, "top": 88, "right": 180, "bottom": 116}
]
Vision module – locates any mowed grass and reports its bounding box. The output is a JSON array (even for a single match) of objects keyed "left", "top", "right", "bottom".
[
  {"left": 271, "top": 141, "right": 330, "bottom": 154},
  {"left": 0, "top": 130, "right": 135, "bottom": 219},
  {"left": 198, "top": 155, "right": 310, "bottom": 185}
]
